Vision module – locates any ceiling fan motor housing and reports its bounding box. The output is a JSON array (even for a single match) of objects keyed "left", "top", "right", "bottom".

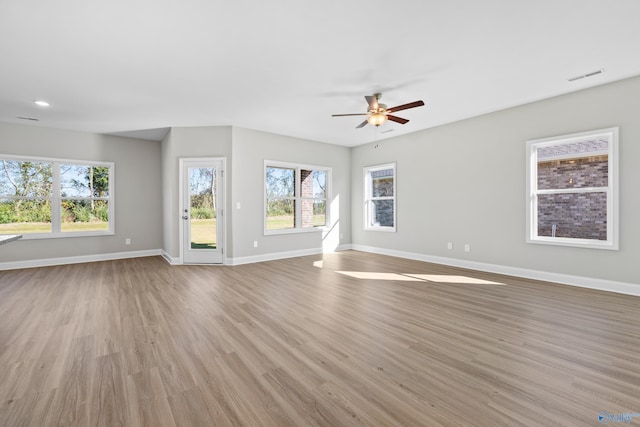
[
  {"left": 374, "top": 103, "right": 387, "bottom": 113},
  {"left": 331, "top": 93, "right": 424, "bottom": 128}
]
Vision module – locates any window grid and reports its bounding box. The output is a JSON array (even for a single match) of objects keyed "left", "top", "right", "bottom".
[
  {"left": 0, "top": 155, "right": 114, "bottom": 238},
  {"left": 526, "top": 128, "right": 618, "bottom": 250},
  {"left": 364, "top": 163, "right": 396, "bottom": 232},
  {"left": 264, "top": 161, "right": 330, "bottom": 234}
]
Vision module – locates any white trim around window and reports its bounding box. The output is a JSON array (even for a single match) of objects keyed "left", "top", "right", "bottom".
[
  {"left": 525, "top": 127, "right": 618, "bottom": 250},
  {"left": 264, "top": 160, "right": 331, "bottom": 235},
  {"left": 363, "top": 162, "right": 396, "bottom": 232},
  {"left": 0, "top": 154, "right": 115, "bottom": 239}
]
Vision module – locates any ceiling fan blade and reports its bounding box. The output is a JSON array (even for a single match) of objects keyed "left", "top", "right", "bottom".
[
  {"left": 356, "top": 120, "right": 369, "bottom": 128},
  {"left": 332, "top": 113, "right": 368, "bottom": 117},
  {"left": 387, "top": 115, "right": 409, "bottom": 124},
  {"left": 387, "top": 100, "right": 425, "bottom": 113},
  {"left": 365, "top": 95, "right": 379, "bottom": 111}
]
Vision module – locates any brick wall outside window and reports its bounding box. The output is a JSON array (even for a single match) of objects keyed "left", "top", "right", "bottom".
[
  {"left": 537, "top": 156, "right": 608, "bottom": 240},
  {"left": 301, "top": 169, "right": 314, "bottom": 228}
]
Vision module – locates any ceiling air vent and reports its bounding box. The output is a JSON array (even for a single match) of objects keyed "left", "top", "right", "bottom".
[{"left": 568, "top": 69, "right": 604, "bottom": 82}]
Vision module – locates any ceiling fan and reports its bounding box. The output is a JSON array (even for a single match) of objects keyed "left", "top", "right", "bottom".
[{"left": 331, "top": 93, "right": 425, "bottom": 128}]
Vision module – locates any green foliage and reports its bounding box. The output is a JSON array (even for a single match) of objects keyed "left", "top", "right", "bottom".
[
  {"left": 95, "top": 203, "right": 109, "bottom": 222},
  {"left": 190, "top": 193, "right": 214, "bottom": 209},
  {"left": 91, "top": 167, "right": 110, "bottom": 197},
  {"left": 73, "top": 204, "right": 92, "bottom": 222},
  {"left": 266, "top": 199, "right": 294, "bottom": 216},
  {"left": 61, "top": 199, "right": 109, "bottom": 223},
  {"left": 1, "top": 161, "right": 110, "bottom": 228},
  {"left": 0, "top": 200, "right": 51, "bottom": 224},
  {"left": 191, "top": 207, "right": 216, "bottom": 219},
  {"left": 0, "top": 203, "right": 15, "bottom": 223},
  {"left": 313, "top": 201, "right": 326, "bottom": 215}
]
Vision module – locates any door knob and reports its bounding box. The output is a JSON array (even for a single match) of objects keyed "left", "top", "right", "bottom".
[{"left": 182, "top": 215, "right": 188, "bottom": 220}]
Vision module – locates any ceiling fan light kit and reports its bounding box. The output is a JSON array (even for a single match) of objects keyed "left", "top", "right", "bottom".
[
  {"left": 332, "top": 93, "right": 425, "bottom": 129},
  {"left": 367, "top": 112, "right": 388, "bottom": 126}
]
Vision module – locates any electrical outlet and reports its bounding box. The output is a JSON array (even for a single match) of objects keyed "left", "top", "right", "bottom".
[
  {"left": 125, "top": 238, "right": 131, "bottom": 245},
  {"left": 253, "top": 240, "right": 258, "bottom": 248},
  {"left": 447, "top": 242, "right": 453, "bottom": 250},
  {"left": 464, "top": 244, "right": 470, "bottom": 252}
]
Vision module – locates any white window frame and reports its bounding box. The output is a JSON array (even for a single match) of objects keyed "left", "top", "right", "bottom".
[
  {"left": 264, "top": 160, "right": 331, "bottom": 235},
  {"left": 525, "top": 127, "right": 618, "bottom": 250},
  {"left": 0, "top": 154, "right": 115, "bottom": 239},
  {"left": 364, "top": 162, "right": 397, "bottom": 232}
]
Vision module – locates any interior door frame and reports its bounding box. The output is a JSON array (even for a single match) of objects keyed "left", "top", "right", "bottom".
[{"left": 178, "top": 157, "right": 226, "bottom": 265}]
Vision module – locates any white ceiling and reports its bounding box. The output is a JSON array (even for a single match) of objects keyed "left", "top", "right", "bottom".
[{"left": 1, "top": 0, "right": 640, "bottom": 147}]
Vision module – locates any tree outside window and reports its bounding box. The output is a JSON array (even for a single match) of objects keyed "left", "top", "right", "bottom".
[
  {"left": 265, "top": 162, "right": 329, "bottom": 233},
  {"left": 0, "top": 156, "right": 114, "bottom": 237},
  {"left": 0, "top": 160, "right": 53, "bottom": 233}
]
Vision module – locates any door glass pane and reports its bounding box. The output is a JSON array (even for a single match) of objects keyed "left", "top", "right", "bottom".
[{"left": 189, "top": 167, "right": 217, "bottom": 249}]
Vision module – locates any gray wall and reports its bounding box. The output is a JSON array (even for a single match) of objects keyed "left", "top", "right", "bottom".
[
  {"left": 3, "top": 75, "right": 638, "bottom": 286},
  {"left": 161, "top": 126, "right": 232, "bottom": 259},
  {"left": 0, "top": 122, "right": 162, "bottom": 261},
  {"left": 231, "top": 127, "right": 351, "bottom": 259},
  {"left": 351, "top": 75, "right": 640, "bottom": 284},
  {"left": 1, "top": 123, "right": 349, "bottom": 265}
]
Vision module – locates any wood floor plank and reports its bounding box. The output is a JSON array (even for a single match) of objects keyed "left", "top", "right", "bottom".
[
  {"left": 89, "top": 352, "right": 129, "bottom": 426},
  {"left": 1, "top": 251, "right": 640, "bottom": 426},
  {"left": 44, "top": 335, "right": 95, "bottom": 426}
]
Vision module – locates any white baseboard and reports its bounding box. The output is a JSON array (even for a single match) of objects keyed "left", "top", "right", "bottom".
[
  {"left": 228, "top": 244, "right": 353, "bottom": 266},
  {"left": 8, "top": 244, "right": 632, "bottom": 297},
  {"left": 0, "top": 249, "right": 162, "bottom": 271},
  {"left": 350, "top": 244, "right": 640, "bottom": 297},
  {"left": 161, "top": 251, "right": 181, "bottom": 265}
]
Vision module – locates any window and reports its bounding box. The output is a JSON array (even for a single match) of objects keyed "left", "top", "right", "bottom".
[
  {"left": 364, "top": 163, "right": 396, "bottom": 232},
  {"left": 264, "top": 161, "right": 329, "bottom": 234},
  {"left": 526, "top": 127, "right": 618, "bottom": 250},
  {"left": 0, "top": 155, "right": 114, "bottom": 238}
]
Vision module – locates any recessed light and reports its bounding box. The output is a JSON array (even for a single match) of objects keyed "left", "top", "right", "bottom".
[{"left": 34, "top": 100, "right": 50, "bottom": 107}]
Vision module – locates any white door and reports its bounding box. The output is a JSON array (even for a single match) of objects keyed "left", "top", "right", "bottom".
[{"left": 181, "top": 159, "right": 224, "bottom": 264}]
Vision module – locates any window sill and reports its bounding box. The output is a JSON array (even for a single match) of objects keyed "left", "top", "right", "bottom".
[
  {"left": 527, "top": 236, "right": 618, "bottom": 251},
  {"left": 264, "top": 227, "right": 326, "bottom": 236},
  {"left": 8, "top": 230, "right": 115, "bottom": 240},
  {"left": 364, "top": 227, "right": 396, "bottom": 233}
]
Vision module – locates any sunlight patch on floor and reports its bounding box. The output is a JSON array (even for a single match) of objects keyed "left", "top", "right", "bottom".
[
  {"left": 334, "top": 271, "right": 506, "bottom": 285},
  {"left": 405, "top": 274, "right": 505, "bottom": 285},
  {"left": 336, "top": 271, "right": 423, "bottom": 281}
]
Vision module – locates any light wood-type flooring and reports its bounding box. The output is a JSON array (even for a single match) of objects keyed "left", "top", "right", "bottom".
[{"left": 1, "top": 251, "right": 639, "bottom": 426}]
